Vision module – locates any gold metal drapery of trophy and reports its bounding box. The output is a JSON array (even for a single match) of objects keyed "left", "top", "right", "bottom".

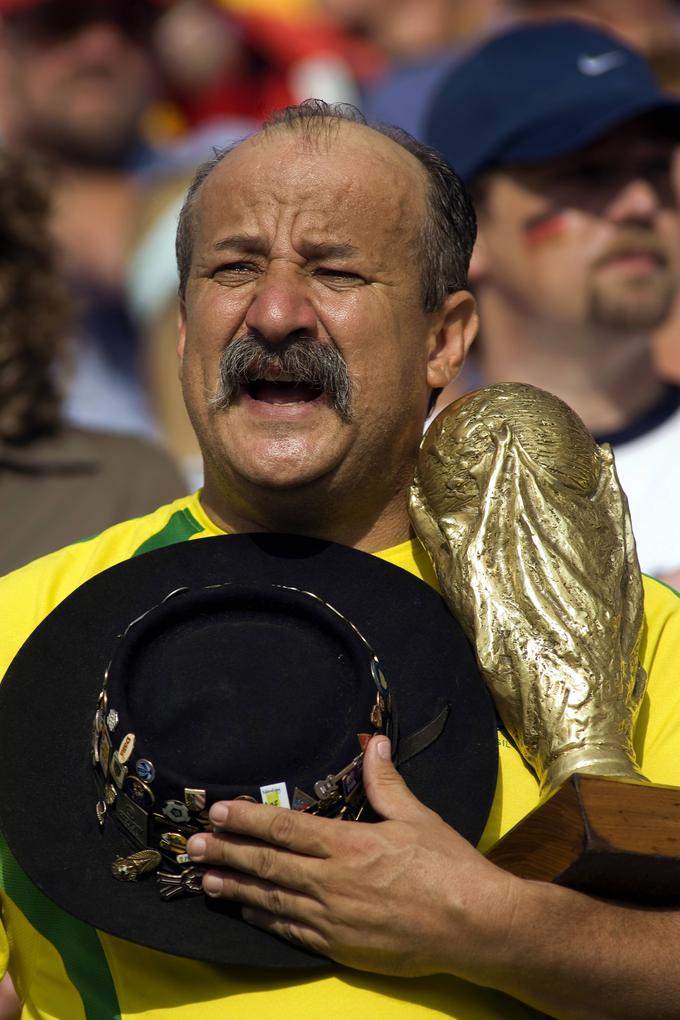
[{"left": 409, "top": 383, "right": 680, "bottom": 903}]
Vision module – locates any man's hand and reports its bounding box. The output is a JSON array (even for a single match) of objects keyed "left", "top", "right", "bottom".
[
  {"left": 187, "top": 738, "right": 680, "bottom": 1018},
  {"left": 186, "top": 735, "right": 515, "bottom": 978}
]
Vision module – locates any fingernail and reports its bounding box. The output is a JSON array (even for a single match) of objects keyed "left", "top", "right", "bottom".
[
  {"left": 203, "top": 873, "right": 223, "bottom": 897},
  {"left": 211, "top": 804, "right": 229, "bottom": 826},
  {"left": 242, "top": 907, "right": 256, "bottom": 924},
  {"left": 376, "top": 737, "right": 391, "bottom": 759},
  {"left": 187, "top": 835, "right": 206, "bottom": 859}
]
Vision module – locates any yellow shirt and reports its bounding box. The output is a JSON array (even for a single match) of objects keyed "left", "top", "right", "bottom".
[{"left": 1, "top": 491, "right": 679, "bottom": 1020}]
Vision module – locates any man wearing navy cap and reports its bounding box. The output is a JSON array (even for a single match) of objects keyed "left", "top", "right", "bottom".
[{"left": 427, "top": 20, "right": 680, "bottom": 589}]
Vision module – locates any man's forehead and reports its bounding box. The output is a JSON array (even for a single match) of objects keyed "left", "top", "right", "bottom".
[{"left": 195, "top": 122, "right": 428, "bottom": 234}]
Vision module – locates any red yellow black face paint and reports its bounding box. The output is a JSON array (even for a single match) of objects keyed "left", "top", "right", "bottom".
[{"left": 523, "top": 208, "right": 568, "bottom": 247}]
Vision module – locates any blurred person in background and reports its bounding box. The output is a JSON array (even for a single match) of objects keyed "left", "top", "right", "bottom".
[
  {"left": 492, "top": 1, "right": 680, "bottom": 392},
  {"left": 318, "top": 0, "right": 503, "bottom": 136},
  {"left": 0, "top": 0, "right": 167, "bottom": 438},
  {"left": 646, "top": 18, "right": 680, "bottom": 389},
  {"left": 0, "top": 0, "right": 262, "bottom": 483},
  {"left": 511, "top": 0, "right": 680, "bottom": 54},
  {"left": 428, "top": 20, "right": 680, "bottom": 587},
  {"left": 150, "top": 0, "right": 367, "bottom": 132},
  {"left": 430, "top": 0, "right": 680, "bottom": 404},
  {"left": 0, "top": 149, "right": 186, "bottom": 576},
  {"left": 319, "top": 0, "right": 680, "bottom": 140}
]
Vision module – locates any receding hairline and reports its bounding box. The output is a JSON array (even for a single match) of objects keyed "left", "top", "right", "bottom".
[
  {"left": 189, "top": 116, "right": 431, "bottom": 235},
  {"left": 261, "top": 115, "right": 430, "bottom": 176}
]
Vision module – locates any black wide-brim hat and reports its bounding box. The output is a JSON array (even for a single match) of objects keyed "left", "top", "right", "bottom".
[{"left": 0, "top": 534, "right": 498, "bottom": 969}]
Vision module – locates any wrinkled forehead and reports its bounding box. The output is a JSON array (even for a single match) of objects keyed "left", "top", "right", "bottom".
[{"left": 192, "top": 122, "right": 429, "bottom": 251}]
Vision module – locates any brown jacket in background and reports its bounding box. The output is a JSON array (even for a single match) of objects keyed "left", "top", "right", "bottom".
[{"left": 0, "top": 427, "right": 188, "bottom": 575}]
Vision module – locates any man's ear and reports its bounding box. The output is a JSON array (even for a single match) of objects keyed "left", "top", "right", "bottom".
[
  {"left": 177, "top": 298, "right": 187, "bottom": 380},
  {"left": 426, "top": 289, "right": 478, "bottom": 390}
]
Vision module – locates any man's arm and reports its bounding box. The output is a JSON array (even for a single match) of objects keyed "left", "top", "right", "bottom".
[{"left": 187, "top": 736, "right": 679, "bottom": 1020}]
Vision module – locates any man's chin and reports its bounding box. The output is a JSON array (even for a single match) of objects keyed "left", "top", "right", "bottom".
[
  {"left": 33, "top": 118, "right": 140, "bottom": 167},
  {"left": 589, "top": 281, "right": 676, "bottom": 332},
  {"left": 233, "top": 460, "right": 337, "bottom": 493},
  {"left": 204, "top": 399, "right": 352, "bottom": 494},
  {"left": 219, "top": 434, "right": 345, "bottom": 491}
]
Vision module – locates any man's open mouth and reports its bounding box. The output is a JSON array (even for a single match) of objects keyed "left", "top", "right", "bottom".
[
  {"left": 210, "top": 339, "right": 353, "bottom": 421},
  {"left": 246, "top": 380, "right": 325, "bottom": 404}
]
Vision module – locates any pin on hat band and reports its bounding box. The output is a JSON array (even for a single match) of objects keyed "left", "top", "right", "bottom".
[{"left": 91, "top": 583, "right": 396, "bottom": 899}]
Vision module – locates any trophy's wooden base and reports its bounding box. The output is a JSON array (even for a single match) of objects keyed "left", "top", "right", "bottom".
[{"left": 486, "top": 774, "right": 680, "bottom": 904}]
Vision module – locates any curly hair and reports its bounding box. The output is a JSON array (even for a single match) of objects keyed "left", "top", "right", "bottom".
[{"left": 0, "top": 153, "right": 71, "bottom": 441}]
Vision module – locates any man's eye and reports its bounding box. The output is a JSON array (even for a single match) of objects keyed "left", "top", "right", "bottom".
[
  {"left": 213, "top": 262, "right": 258, "bottom": 277},
  {"left": 315, "top": 268, "right": 363, "bottom": 283}
]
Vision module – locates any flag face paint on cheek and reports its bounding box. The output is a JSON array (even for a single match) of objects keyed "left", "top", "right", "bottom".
[{"left": 524, "top": 210, "right": 568, "bottom": 247}]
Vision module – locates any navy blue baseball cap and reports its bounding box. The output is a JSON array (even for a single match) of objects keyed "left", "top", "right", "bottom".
[{"left": 426, "top": 20, "right": 680, "bottom": 182}]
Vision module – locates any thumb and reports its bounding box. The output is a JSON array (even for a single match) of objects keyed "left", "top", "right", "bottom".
[{"left": 363, "top": 736, "right": 425, "bottom": 822}]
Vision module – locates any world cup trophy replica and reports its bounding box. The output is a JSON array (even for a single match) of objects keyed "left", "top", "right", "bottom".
[{"left": 409, "top": 383, "right": 680, "bottom": 903}]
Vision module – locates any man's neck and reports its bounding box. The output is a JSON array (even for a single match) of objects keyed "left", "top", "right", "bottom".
[
  {"left": 199, "top": 476, "right": 415, "bottom": 554},
  {"left": 477, "top": 300, "right": 666, "bottom": 436}
]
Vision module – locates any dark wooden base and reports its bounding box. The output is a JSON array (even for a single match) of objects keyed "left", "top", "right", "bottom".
[{"left": 486, "top": 774, "right": 680, "bottom": 904}]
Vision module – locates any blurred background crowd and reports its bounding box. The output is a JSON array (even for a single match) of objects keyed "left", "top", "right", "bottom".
[{"left": 2, "top": 0, "right": 680, "bottom": 1014}]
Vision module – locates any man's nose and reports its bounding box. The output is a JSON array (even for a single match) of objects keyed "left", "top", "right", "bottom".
[
  {"left": 244, "top": 269, "right": 318, "bottom": 344},
  {"left": 605, "top": 177, "right": 660, "bottom": 224}
]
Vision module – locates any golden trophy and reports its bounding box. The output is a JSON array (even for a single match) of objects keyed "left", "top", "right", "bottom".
[{"left": 409, "top": 383, "right": 680, "bottom": 904}]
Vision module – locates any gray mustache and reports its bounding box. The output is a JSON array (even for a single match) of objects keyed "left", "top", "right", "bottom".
[{"left": 210, "top": 335, "right": 353, "bottom": 422}]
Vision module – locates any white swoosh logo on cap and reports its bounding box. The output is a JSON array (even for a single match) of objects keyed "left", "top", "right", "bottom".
[{"left": 578, "top": 52, "right": 628, "bottom": 76}]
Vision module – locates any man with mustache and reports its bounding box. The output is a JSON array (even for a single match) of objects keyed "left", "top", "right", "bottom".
[
  {"left": 0, "top": 98, "right": 679, "bottom": 1020},
  {"left": 427, "top": 20, "right": 680, "bottom": 588},
  {"left": 209, "top": 333, "right": 354, "bottom": 423}
]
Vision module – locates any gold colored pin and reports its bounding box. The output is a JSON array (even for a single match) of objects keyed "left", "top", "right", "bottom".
[
  {"left": 184, "top": 787, "right": 206, "bottom": 812},
  {"left": 159, "top": 831, "right": 187, "bottom": 853},
  {"left": 118, "top": 733, "right": 136, "bottom": 764},
  {"left": 112, "top": 849, "right": 162, "bottom": 881}
]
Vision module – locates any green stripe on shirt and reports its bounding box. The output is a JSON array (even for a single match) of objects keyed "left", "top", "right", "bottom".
[
  {"left": 0, "top": 505, "right": 207, "bottom": 1017},
  {"left": 0, "top": 835, "right": 121, "bottom": 1020},
  {"left": 132, "top": 507, "right": 205, "bottom": 558}
]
